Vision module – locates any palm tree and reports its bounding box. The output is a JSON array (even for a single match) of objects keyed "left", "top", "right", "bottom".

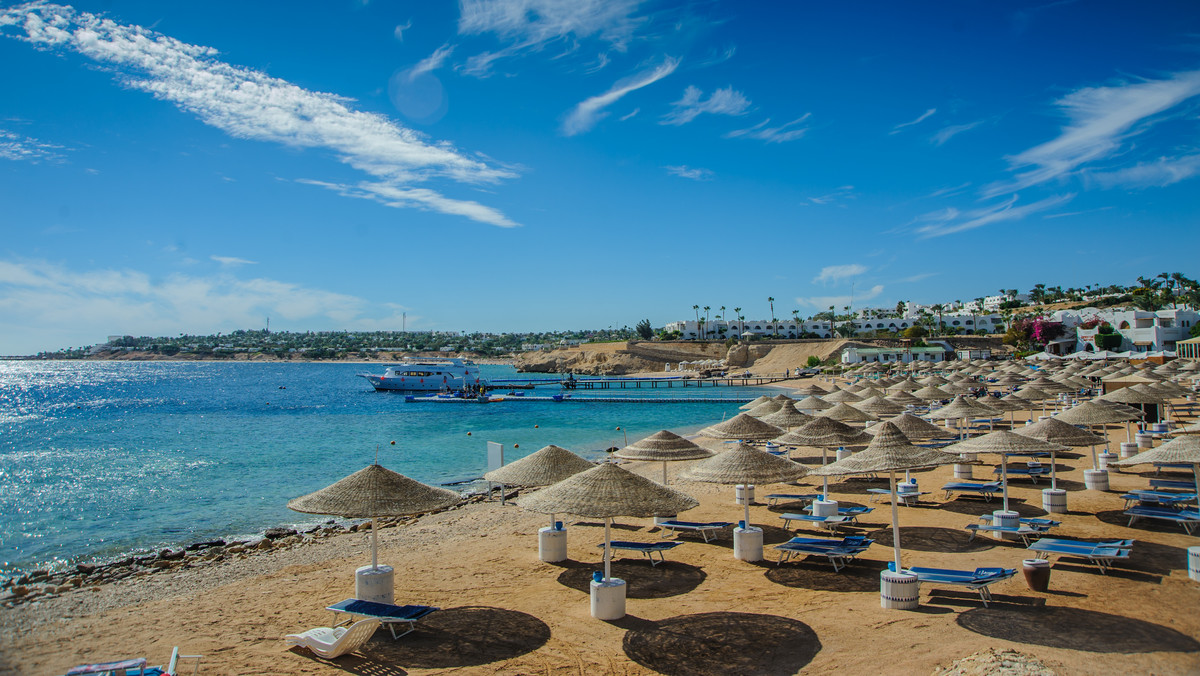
[
  {"left": 719, "top": 305, "right": 726, "bottom": 329},
  {"left": 828, "top": 305, "right": 835, "bottom": 336},
  {"left": 931, "top": 303, "right": 945, "bottom": 335},
  {"left": 734, "top": 307, "right": 743, "bottom": 336},
  {"left": 768, "top": 297, "right": 776, "bottom": 337},
  {"left": 698, "top": 317, "right": 706, "bottom": 341},
  {"left": 703, "top": 306, "right": 711, "bottom": 339}
]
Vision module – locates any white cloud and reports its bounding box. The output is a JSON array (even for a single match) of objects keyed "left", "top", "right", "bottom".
[
  {"left": 1085, "top": 153, "right": 1200, "bottom": 189},
  {"left": 394, "top": 20, "right": 412, "bottom": 41},
  {"left": 561, "top": 57, "right": 678, "bottom": 136},
  {"left": 806, "top": 185, "right": 855, "bottom": 206},
  {"left": 619, "top": 108, "right": 640, "bottom": 121},
  {"left": 930, "top": 120, "right": 983, "bottom": 146},
  {"left": 915, "top": 193, "right": 1074, "bottom": 238},
  {"left": 795, "top": 284, "right": 884, "bottom": 309},
  {"left": 407, "top": 43, "right": 455, "bottom": 82},
  {"left": 661, "top": 85, "right": 750, "bottom": 126},
  {"left": 0, "top": 3, "right": 519, "bottom": 227},
  {"left": 211, "top": 255, "right": 256, "bottom": 266},
  {"left": 898, "top": 272, "right": 937, "bottom": 283},
  {"left": 724, "top": 115, "right": 810, "bottom": 143},
  {"left": 0, "top": 128, "right": 64, "bottom": 162},
  {"left": 890, "top": 108, "right": 936, "bottom": 134},
  {"left": 985, "top": 69, "right": 1200, "bottom": 197},
  {"left": 813, "top": 264, "right": 867, "bottom": 284},
  {"left": 664, "top": 165, "right": 712, "bottom": 180},
  {"left": 0, "top": 259, "right": 415, "bottom": 354},
  {"left": 296, "top": 178, "right": 519, "bottom": 227},
  {"left": 457, "top": 0, "right": 645, "bottom": 76}
]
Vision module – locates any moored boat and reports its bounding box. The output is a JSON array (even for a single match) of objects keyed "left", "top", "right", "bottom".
[{"left": 359, "top": 358, "right": 486, "bottom": 392}]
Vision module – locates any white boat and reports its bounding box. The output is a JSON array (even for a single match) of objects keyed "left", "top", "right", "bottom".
[{"left": 359, "top": 358, "right": 486, "bottom": 392}]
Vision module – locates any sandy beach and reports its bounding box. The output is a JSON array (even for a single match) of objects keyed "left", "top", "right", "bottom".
[{"left": 3, "top": 380, "right": 1200, "bottom": 675}]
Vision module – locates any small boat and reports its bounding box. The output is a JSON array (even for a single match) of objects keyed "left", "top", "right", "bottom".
[{"left": 360, "top": 358, "right": 486, "bottom": 392}]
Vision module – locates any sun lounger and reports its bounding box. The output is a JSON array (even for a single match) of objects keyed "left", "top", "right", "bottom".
[
  {"left": 764, "top": 492, "right": 822, "bottom": 506},
  {"left": 325, "top": 599, "right": 438, "bottom": 640},
  {"left": 965, "top": 523, "right": 1048, "bottom": 546},
  {"left": 286, "top": 618, "right": 381, "bottom": 658},
  {"left": 905, "top": 566, "right": 1016, "bottom": 607},
  {"left": 977, "top": 515, "right": 1061, "bottom": 528},
  {"left": 774, "top": 536, "right": 873, "bottom": 570},
  {"left": 867, "top": 488, "right": 930, "bottom": 505},
  {"left": 1154, "top": 462, "right": 1192, "bottom": 473},
  {"left": 66, "top": 648, "right": 201, "bottom": 676},
  {"left": 802, "top": 505, "right": 873, "bottom": 521},
  {"left": 1026, "top": 538, "right": 1134, "bottom": 573},
  {"left": 779, "top": 513, "right": 851, "bottom": 531},
  {"left": 1120, "top": 491, "right": 1198, "bottom": 509},
  {"left": 657, "top": 520, "right": 732, "bottom": 542},
  {"left": 942, "top": 482, "right": 1002, "bottom": 501},
  {"left": 598, "top": 540, "right": 682, "bottom": 566},
  {"left": 992, "top": 465, "right": 1046, "bottom": 483},
  {"left": 1150, "top": 479, "right": 1195, "bottom": 490},
  {"left": 1124, "top": 505, "right": 1200, "bottom": 534}
]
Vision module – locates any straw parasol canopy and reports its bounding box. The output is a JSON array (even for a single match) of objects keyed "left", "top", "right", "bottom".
[
  {"left": 866, "top": 412, "right": 951, "bottom": 440},
  {"left": 1112, "top": 434, "right": 1200, "bottom": 498},
  {"left": 288, "top": 463, "right": 461, "bottom": 569},
  {"left": 615, "top": 430, "right": 714, "bottom": 485},
  {"left": 1016, "top": 417, "right": 1106, "bottom": 448},
  {"left": 852, "top": 396, "right": 907, "bottom": 417},
  {"left": 809, "top": 422, "right": 957, "bottom": 571},
  {"left": 759, "top": 401, "right": 815, "bottom": 430},
  {"left": 817, "top": 401, "right": 878, "bottom": 423},
  {"left": 517, "top": 462, "right": 699, "bottom": 582},
  {"left": 699, "top": 413, "right": 783, "bottom": 440},
  {"left": 792, "top": 383, "right": 830, "bottom": 397},
  {"left": 1054, "top": 401, "right": 1140, "bottom": 426},
  {"left": 927, "top": 395, "right": 986, "bottom": 421},
  {"left": 822, "top": 388, "right": 864, "bottom": 403},
  {"left": 739, "top": 395, "right": 773, "bottom": 411},
  {"left": 886, "top": 390, "right": 924, "bottom": 407},
  {"left": 794, "top": 395, "right": 834, "bottom": 411},
  {"left": 911, "top": 384, "right": 953, "bottom": 401},
  {"left": 773, "top": 416, "right": 873, "bottom": 447},
  {"left": 772, "top": 393, "right": 796, "bottom": 402},
  {"left": 1098, "top": 385, "right": 1165, "bottom": 405},
  {"left": 484, "top": 444, "right": 595, "bottom": 487},
  {"left": 746, "top": 399, "right": 785, "bottom": 417},
  {"left": 940, "top": 430, "right": 1070, "bottom": 503},
  {"left": 681, "top": 442, "right": 809, "bottom": 533}
]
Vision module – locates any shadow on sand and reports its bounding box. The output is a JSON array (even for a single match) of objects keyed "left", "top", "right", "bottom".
[
  {"left": 622, "top": 611, "right": 822, "bottom": 676},
  {"left": 554, "top": 559, "right": 706, "bottom": 598},
  {"left": 957, "top": 606, "right": 1200, "bottom": 653},
  {"left": 763, "top": 558, "right": 888, "bottom": 592},
  {"left": 865, "top": 526, "right": 995, "bottom": 553}
]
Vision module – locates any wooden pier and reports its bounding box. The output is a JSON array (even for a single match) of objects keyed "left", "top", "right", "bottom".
[{"left": 488, "top": 375, "right": 789, "bottom": 390}]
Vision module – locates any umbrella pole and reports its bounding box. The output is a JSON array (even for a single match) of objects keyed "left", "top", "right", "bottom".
[
  {"left": 603, "top": 517, "right": 612, "bottom": 582},
  {"left": 371, "top": 517, "right": 378, "bottom": 570},
  {"left": 1051, "top": 450, "right": 1057, "bottom": 490},
  {"left": 889, "top": 470, "right": 902, "bottom": 572},
  {"left": 743, "top": 491, "right": 752, "bottom": 531},
  {"left": 821, "top": 448, "right": 828, "bottom": 498},
  {"left": 1001, "top": 455, "right": 1009, "bottom": 513},
  {"left": 663, "top": 460, "right": 669, "bottom": 485}
]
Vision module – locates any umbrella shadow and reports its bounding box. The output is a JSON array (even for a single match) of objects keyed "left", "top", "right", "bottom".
[
  {"left": 573, "top": 520, "right": 646, "bottom": 532},
  {"left": 937, "top": 498, "right": 1046, "bottom": 519},
  {"left": 956, "top": 606, "right": 1200, "bottom": 653},
  {"left": 1094, "top": 509, "right": 1196, "bottom": 539},
  {"left": 925, "top": 589, "right": 1045, "bottom": 609},
  {"left": 554, "top": 559, "right": 706, "bottom": 598},
  {"left": 353, "top": 606, "right": 551, "bottom": 669},
  {"left": 622, "top": 611, "right": 822, "bottom": 676},
  {"left": 763, "top": 559, "right": 888, "bottom": 592},
  {"left": 865, "top": 526, "right": 995, "bottom": 553}
]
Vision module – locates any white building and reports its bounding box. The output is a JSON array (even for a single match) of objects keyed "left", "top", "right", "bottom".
[
  {"left": 841, "top": 345, "right": 951, "bottom": 364},
  {"left": 1055, "top": 307, "right": 1200, "bottom": 353},
  {"left": 665, "top": 311, "right": 1004, "bottom": 340},
  {"left": 982, "top": 293, "right": 1030, "bottom": 312}
]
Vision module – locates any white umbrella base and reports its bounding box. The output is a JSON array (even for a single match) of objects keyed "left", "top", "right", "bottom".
[
  {"left": 953, "top": 464, "right": 973, "bottom": 480},
  {"left": 735, "top": 484, "right": 755, "bottom": 505},
  {"left": 1099, "top": 453, "right": 1118, "bottom": 471},
  {"left": 733, "top": 526, "right": 764, "bottom": 562},
  {"left": 812, "top": 500, "right": 839, "bottom": 518},
  {"left": 538, "top": 526, "right": 568, "bottom": 563},
  {"left": 653, "top": 515, "right": 677, "bottom": 525},
  {"left": 991, "top": 510, "right": 1021, "bottom": 540},
  {"left": 1042, "top": 488, "right": 1067, "bottom": 514},
  {"left": 1119, "top": 442, "right": 1138, "bottom": 458},
  {"left": 836, "top": 448, "right": 852, "bottom": 462},
  {"left": 355, "top": 564, "right": 394, "bottom": 605},
  {"left": 1136, "top": 432, "right": 1155, "bottom": 450},
  {"left": 1188, "top": 547, "right": 1200, "bottom": 582},
  {"left": 590, "top": 577, "right": 626, "bottom": 620},
  {"left": 1083, "top": 469, "right": 1110, "bottom": 491},
  {"left": 880, "top": 570, "right": 919, "bottom": 610}
]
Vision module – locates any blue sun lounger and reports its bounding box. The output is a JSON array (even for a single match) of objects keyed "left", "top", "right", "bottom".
[
  {"left": 1124, "top": 505, "right": 1200, "bottom": 534},
  {"left": 657, "top": 520, "right": 732, "bottom": 542},
  {"left": 1120, "top": 491, "right": 1198, "bottom": 510},
  {"left": 803, "top": 505, "right": 874, "bottom": 521},
  {"left": 326, "top": 599, "right": 439, "bottom": 640},
  {"left": 977, "top": 515, "right": 1061, "bottom": 528},
  {"left": 598, "top": 540, "right": 682, "bottom": 566},
  {"left": 764, "top": 492, "right": 823, "bottom": 506},
  {"left": 1150, "top": 479, "right": 1196, "bottom": 490},
  {"left": 1155, "top": 462, "right": 1193, "bottom": 474},
  {"left": 779, "top": 513, "right": 851, "bottom": 531},
  {"left": 965, "top": 523, "right": 1050, "bottom": 546},
  {"left": 866, "top": 488, "right": 930, "bottom": 505},
  {"left": 992, "top": 465, "right": 1046, "bottom": 483},
  {"left": 774, "top": 536, "right": 873, "bottom": 570},
  {"left": 905, "top": 567, "right": 1016, "bottom": 607},
  {"left": 942, "top": 482, "right": 1002, "bottom": 501},
  {"left": 1025, "top": 538, "right": 1134, "bottom": 574}
]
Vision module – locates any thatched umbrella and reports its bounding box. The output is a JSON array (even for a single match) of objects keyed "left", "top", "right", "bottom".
[
  {"left": 911, "top": 384, "right": 953, "bottom": 401},
  {"left": 794, "top": 395, "right": 834, "bottom": 411},
  {"left": 517, "top": 462, "right": 698, "bottom": 584},
  {"left": 772, "top": 393, "right": 796, "bottom": 402},
  {"left": 739, "top": 395, "right": 773, "bottom": 411},
  {"left": 823, "top": 388, "right": 865, "bottom": 403},
  {"left": 681, "top": 443, "right": 809, "bottom": 543},
  {"left": 700, "top": 413, "right": 783, "bottom": 441},
  {"left": 1112, "top": 434, "right": 1200, "bottom": 499},
  {"left": 289, "top": 463, "right": 460, "bottom": 571},
  {"left": 485, "top": 444, "right": 597, "bottom": 530},
  {"left": 818, "top": 402, "right": 879, "bottom": 423},
  {"left": 866, "top": 412, "right": 951, "bottom": 440},
  {"left": 615, "top": 430, "right": 713, "bottom": 484},
  {"left": 1015, "top": 417, "right": 1106, "bottom": 491},
  {"left": 759, "top": 401, "right": 815, "bottom": 431},
  {"left": 853, "top": 396, "right": 907, "bottom": 417},
  {"left": 746, "top": 399, "right": 785, "bottom": 418},
  {"left": 1054, "top": 401, "right": 1142, "bottom": 454},
  {"left": 810, "top": 422, "right": 957, "bottom": 572},
  {"left": 792, "top": 383, "right": 831, "bottom": 397},
  {"left": 928, "top": 395, "right": 986, "bottom": 439},
  {"left": 886, "top": 390, "right": 924, "bottom": 407},
  {"left": 940, "top": 431, "right": 1069, "bottom": 513},
  {"left": 774, "top": 417, "right": 872, "bottom": 497}
]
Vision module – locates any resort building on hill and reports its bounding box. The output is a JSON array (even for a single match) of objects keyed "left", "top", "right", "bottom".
[
  {"left": 665, "top": 312, "right": 1003, "bottom": 340},
  {"left": 840, "top": 344, "right": 951, "bottom": 364},
  {"left": 1052, "top": 307, "right": 1199, "bottom": 353}
]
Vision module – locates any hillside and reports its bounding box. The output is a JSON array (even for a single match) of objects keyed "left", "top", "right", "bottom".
[{"left": 513, "top": 339, "right": 847, "bottom": 375}]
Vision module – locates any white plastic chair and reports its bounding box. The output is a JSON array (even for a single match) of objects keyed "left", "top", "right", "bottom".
[{"left": 285, "top": 618, "right": 381, "bottom": 659}]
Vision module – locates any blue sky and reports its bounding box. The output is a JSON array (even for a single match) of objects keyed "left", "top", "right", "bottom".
[{"left": 1, "top": 1, "right": 1199, "bottom": 354}]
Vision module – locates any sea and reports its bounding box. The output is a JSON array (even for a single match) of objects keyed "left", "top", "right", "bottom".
[{"left": 0, "top": 360, "right": 770, "bottom": 579}]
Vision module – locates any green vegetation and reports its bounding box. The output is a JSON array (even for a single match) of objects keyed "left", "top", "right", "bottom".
[{"left": 806, "top": 355, "right": 820, "bottom": 368}]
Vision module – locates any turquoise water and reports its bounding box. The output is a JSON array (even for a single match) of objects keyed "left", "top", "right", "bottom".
[{"left": 0, "top": 361, "right": 766, "bottom": 577}]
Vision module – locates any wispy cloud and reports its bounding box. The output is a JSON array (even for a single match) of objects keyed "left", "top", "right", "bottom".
[
  {"left": 394, "top": 19, "right": 412, "bottom": 41},
  {"left": 0, "top": 128, "right": 64, "bottom": 162},
  {"left": 457, "top": 0, "right": 645, "bottom": 77},
  {"left": 725, "top": 114, "right": 810, "bottom": 143},
  {"left": 661, "top": 85, "right": 750, "bottom": 126},
  {"left": 1085, "top": 153, "right": 1200, "bottom": 189},
  {"left": 619, "top": 108, "right": 640, "bottom": 121},
  {"left": 694, "top": 46, "right": 736, "bottom": 68},
  {"left": 985, "top": 69, "right": 1200, "bottom": 197},
  {"left": 795, "top": 284, "right": 884, "bottom": 309},
  {"left": 0, "top": 3, "right": 519, "bottom": 227},
  {"left": 805, "top": 185, "right": 855, "bottom": 206},
  {"left": 915, "top": 193, "right": 1074, "bottom": 238},
  {"left": 1041, "top": 206, "right": 1114, "bottom": 220},
  {"left": 211, "top": 256, "right": 257, "bottom": 267},
  {"left": 890, "top": 108, "right": 936, "bottom": 134},
  {"left": 296, "top": 178, "right": 518, "bottom": 227},
  {"left": 898, "top": 272, "right": 937, "bottom": 283},
  {"left": 925, "top": 182, "right": 971, "bottom": 199},
  {"left": 813, "top": 264, "right": 867, "bottom": 284},
  {"left": 562, "top": 57, "right": 678, "bottom": 136},
  {"left": 930, "top": 120, "right": 983, "bottom": 146},
  {"left": 407, "top": 43, "right": 455, "bottom": 82},
  {"left": 0, "top": 258, "right": 415, "bottom": 354},
  {"left": 664, "top": 165, "right": 712, "bottom": 180}
]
